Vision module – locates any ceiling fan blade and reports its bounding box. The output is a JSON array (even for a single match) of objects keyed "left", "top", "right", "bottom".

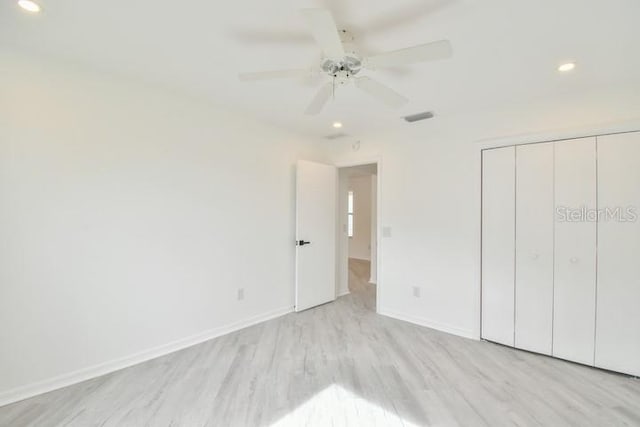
[
  {"left": 363, "top": 1, "right": 452, "bottom": 36},
  {"left": 300, "top": 8, "right": 345, "bottom": 59},
  {"left": 305, "top": 82, "right": 334, "bottom": 115},
  {"left": 321, "top": 0, "right": 349, "bottom": 24},
  {"left": 364, "top": 40, "right": 452, "bottom": 69},
  {"left": 231, "top": 29, "right": 312, "bottom": 45},
  {"left": 355, "top": 77, "right": 408, "bottom": 108},
  {"left": 238, "top": 69, "right": 312, "bottom": 82}
]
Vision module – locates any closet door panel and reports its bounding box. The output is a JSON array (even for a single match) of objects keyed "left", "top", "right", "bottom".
[
  {"left": 482, "top": 147, "right": 515, "bottom": 346},
  {"left": 553, "top": 137, "right": 597, "bottom": 365},
  {"left": 596, "top": 132, "right": 640, "bottom": 376},
  {"left": 515, "top": 143, "right": 554, "bottom": 355}
]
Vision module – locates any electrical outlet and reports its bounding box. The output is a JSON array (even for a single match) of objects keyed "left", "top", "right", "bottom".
[
  {"left": 412, "top": 286, "right": 421, "bottom": 298},
  {"left": 382, "top": 226, "right": 392, "bottom": 238},
  {"left": 237, "top": 288, "right": 244, "bottom": 301}
]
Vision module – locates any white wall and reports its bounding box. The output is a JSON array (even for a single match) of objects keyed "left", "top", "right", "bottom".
[
  {"left": 326, "top": 87, "right": 640, "bottom": 340},
  {"left": 348, "top": 176, "right": 372, "bottom": 261},
  {"left": 0, "top": 51, "right": 322, "bottom": 403}
]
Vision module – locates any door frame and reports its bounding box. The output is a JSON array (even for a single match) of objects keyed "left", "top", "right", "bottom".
[{"left": 335, "top": 158, "right": 382, "bottom": 314}]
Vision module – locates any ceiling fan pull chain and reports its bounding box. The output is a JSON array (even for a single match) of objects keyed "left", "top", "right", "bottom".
[{"left": 332, "top": 75, "right": 336, "bottom": 100}]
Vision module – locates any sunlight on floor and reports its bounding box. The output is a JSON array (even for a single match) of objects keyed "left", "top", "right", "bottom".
[{"left": 271, "top": 384, "right": 420, "bottom": 427}]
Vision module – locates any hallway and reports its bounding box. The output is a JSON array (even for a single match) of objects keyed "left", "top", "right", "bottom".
[{"left": 347, "top": 258, "right": 376, "bottom": 312}]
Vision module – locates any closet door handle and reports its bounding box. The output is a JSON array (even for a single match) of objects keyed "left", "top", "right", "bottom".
[{"left": 570, "top": 257, "right": 579, "bottom": 264}]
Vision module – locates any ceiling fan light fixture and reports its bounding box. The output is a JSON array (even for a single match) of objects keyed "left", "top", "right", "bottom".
[{"left": 18, "top": 0, "right": 41, "bottom": 12}]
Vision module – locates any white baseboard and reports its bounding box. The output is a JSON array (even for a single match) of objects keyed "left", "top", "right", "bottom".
[
  {"left": 337, "top": 289, "right": 350, "bottom": 297},
  {"left": 379, "top": 309, "right": 476, "bottom": 340},
  {"left": 0, "top": 305, "right": 293, "bottom": 408}
]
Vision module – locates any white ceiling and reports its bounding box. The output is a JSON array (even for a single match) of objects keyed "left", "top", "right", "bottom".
[{"left": 2, "top": 0, "right": 639, "bottom": 140}]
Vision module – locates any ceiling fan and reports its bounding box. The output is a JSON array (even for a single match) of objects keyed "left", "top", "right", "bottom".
[{"left": 238, "top": 8, "right": 452, "bottom": 115}]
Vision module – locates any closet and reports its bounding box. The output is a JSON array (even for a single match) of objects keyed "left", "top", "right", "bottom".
[
  {"left": 595, "top": 133, "right": 640, "bottom": 377},
  {"left": 514, "top": 143, "right": 554, "bottom": 355},
  {"left": 481, "top": 131, "right": 640, "bottom": 376},
  {"left": 553, "top": 138, "right": 597, "bottom": 365},
  {"left": 481, "top": 147, "right": 515, "bottom": 346}
]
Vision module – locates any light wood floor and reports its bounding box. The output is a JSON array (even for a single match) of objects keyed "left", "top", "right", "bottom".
[
  {"left": 348, "top": 257, "right": 374, "bottom": 296},
  {"left": 1, "top": 260, "right": 640, "bottom": 426}
]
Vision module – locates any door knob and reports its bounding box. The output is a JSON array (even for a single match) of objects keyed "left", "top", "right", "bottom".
[
  {"left": 297, "top": 240, "right": 311, "bottom": 246},
  {"left": 570, "top": 257, "right": 579, "bottom": 264}
]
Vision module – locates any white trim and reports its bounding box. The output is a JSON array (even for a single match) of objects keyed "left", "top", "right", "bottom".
[
  {"left": 333, "top": 157, "right": 382, "bottom": 169},
  {"left": 379, "top": 309, "right": 477, "bottom": 340},
  {"left": 337, "top": 289, "right": 351, "bottom": 297},
  {"left": 0, "top": 305, "right": 293, "bottom": 408},
  {"left": 475, "top": 119, "right": 640, "bottom": 150}
]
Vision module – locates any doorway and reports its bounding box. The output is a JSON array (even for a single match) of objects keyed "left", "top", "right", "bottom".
[{"left": 337, "top": 163, "right": 378, "bottom": 312}]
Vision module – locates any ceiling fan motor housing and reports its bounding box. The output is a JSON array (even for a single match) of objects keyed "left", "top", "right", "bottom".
[{"left": 321, "top": 56, "right": 362, "bottom": 84}]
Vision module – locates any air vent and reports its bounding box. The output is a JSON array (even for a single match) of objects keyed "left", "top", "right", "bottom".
[
  {"left": 324, "top": 133, "right": 349, "bottom": 140},
  {"left": 403, "top": 111, "right": 434, "bottom": 123}
]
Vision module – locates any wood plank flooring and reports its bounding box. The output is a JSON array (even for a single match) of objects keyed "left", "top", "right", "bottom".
[{"left": 1, "top": 259, "right": 639, "bottom": 426}]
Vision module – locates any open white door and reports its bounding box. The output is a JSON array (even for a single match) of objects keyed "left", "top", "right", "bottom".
[{"left": 295, "top": 160, "right": 337, "bottom": 312}]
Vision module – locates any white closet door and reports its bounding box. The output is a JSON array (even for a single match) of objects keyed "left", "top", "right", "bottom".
[
  {"left": 482, "top": 147, "right": 515, "bottom": 346},
  {"left": 553, "top": 138, "right": 597, "bottom": 365},
  {"left": 595, "top": 132, "right": 640, "bottom": 376},
  {"left": 515, "top": 143, "right": 554, "bottom": 355}
]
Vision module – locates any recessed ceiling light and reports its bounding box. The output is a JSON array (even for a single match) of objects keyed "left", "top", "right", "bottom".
[
  {"left": 558, "top": 62, "right": 576, "bottom": 72},
  {"left": 18, "top": 0, "right": 41, "bottom": 12},
  {"left": 332, "top": 122, "right": 343, "bottom": 129}
]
